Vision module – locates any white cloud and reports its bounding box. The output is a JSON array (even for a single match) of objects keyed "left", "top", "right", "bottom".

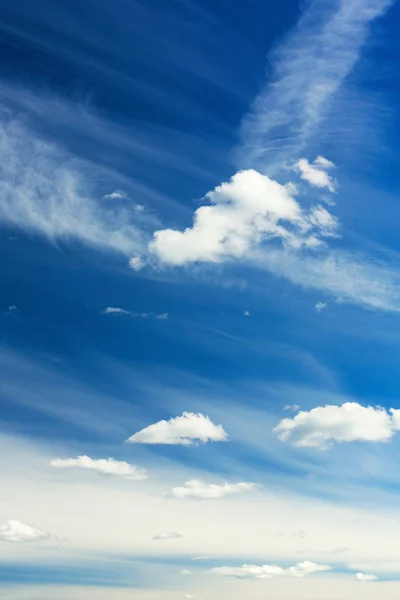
[
  {"left": 150, "top": 169, "right": 338, "bottom": 265},
  {"left": 171, "top": 480, "right": 259, "bottom": 500},
  {"left": 129, "top": 256, "right": 144, "bottom": 271},
  {"left": 8, "top": 305, "right": 19, "bottom": 313},
  {"left": 294, "top": 158, "right": 336, "bottom": 192},
  {"left": 151, "top": 532, "right": 182, "bottom": 540},
  {"left": 180, "top": 570, "right": 191, "bottom": 575},
  {"left": 0, "top": 520, "right": 49, "bottom": 543},
  {"left": 126, "top": 412, "right": 228, "bottom": 445},
  {"left": 103, "top": 307, "right": 131, "bottom": 315},
  {"left": 315, "top": 302, "right": 327, "bottom": 312},
  {"left": 210, "top": 561, "right": 331, "bottom": 579},
  {"left": 274, "top": 402, "right": 400, "bottom": 449},
  {"left": 238, "top": 0, "right": 394, "bottom": 168},
  {"left": 284, "top": 404, "right": 300, "bottom": 412},
  {"left": 103, "top": 190, "right": 126, "bottom": 200},
  {"left": 184, "top": 595, "right": 195, "bottom": 599},
  {"left": 0, "top": 115, "right": 149, "bottom": 257},
  {"left": 315, "top": 156, "right": 335, "bottom": 170},
  {"left": 356, "top": 572, "right": 378, "bottom": 582},
  {"left": 244, "top": 310, "right": 251, "bottom": 316},
  {"left": 103, "top": 307, "right": 168, "bottom": 320},
  {"left": 50, "top": 455, "right": 148, "bottom": 481}
]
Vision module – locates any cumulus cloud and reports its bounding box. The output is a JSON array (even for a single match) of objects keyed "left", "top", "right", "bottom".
[
  {"left": 356, "top": 572, "right": 378, "bottom": 582},
  {"left": 180, "top": 570, "right": 191, "bottom": 575},
  {"left": 129, "top": 256, "right": 144, "bottom": 271},
  {"left": 150, "top": 169, "right": 338, "bottom": 266},
  {"left": 275, "top": 402, "right": 400, "bottom": 449},
  {"left": 152, "top": 532, "right": 182, "bottom": 540},
  {"left": 294, "top": 158, "right": 336, "bottom": 192},
  {"left": 210, "top": 560, "right": 331, "bottom": 579},
  {"left": 171, "top": 479, "right": 259, "bottom": 499},
  {"left": 0, "top": 520, "right": 49, "bottom": 543},
  {"left": 315, "top": 301, "right": 327, "bottom": 312},
  {"left": 50, "top": 455, "right": 148, "bottom": 480},
  {"left": 7, "top": 305, "right": 20, "bottom": 313},
  {"left": 126, "top": 412, "right": 228, "bottom": 445}
]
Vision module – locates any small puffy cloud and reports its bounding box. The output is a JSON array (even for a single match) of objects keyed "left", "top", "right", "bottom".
[
  {"left": 129, "top": 256, "right": 144, "bottom": 271},
  {"left": 152, "top": 532, "right": 182, "bottom": 540},
  {"left": 181, "top": 570, "right": 191, "bottom": 575},
  {"left": 50, "top": 455, "right": 148, "bottom": 481},
  {"left": 8, "top": 305, "right": 19, "bottom": 313},
  {"left": 315, "top": 301, "right": 327, "bottom": 312},
  {"left": 150, "top": 168, "right": 338, "bottom": 266},
  {"left": 156, "top": 313, "right": 168, "bottom": 320},
  {"left": 126, "top": 412, "right": 228, "bottom": 445},
  {"left": 210, "top": 561, "right": 331, "bottom": 579},
  {"left": 244, "top": 310, "right": 251, "bottom": 316},
  {"left": 284, "top": 404, "right": 300, "bottom": 412},
  {"left": 356, "top": 572, "right": 378, "bottom": 582},
  {"left": 103, "top": 307, "right": 130, "bottom": 315},
  {"left": 275, "top": 402, "right": 400, "bottom": 449},
  {"left": 185, "top": 595, "right": 195, "bottom": 599},
  {"left": 0, "top": 520, "right": 49, "bottom": 543},
  {"left": 171, "top": 479, "right": 259, "bottom": 500},
  {"left": 294, "top": 157, "right": 336, "bottom": 192},
  {"left": 103, "top": 190, "right": 126, "bottom": 200}
]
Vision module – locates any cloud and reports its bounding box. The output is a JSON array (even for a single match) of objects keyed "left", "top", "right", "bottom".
[
  {"left": 103, "top": 307, "right": 131, "bottom": 315},
  {"left": 0, "top": 115, "right": 149, "bottom": 257},
  {"left": 50, "top": 455, "right": 148, "bottom": 480},
  {"left": 184, "top": 595, "right": 195, "bottom": 599},
  {"left": 274, "top": 402, "right": 400, "bottom": 449},
  {"left": 210, "top": 560, "right": 331, "bottom": 579},
  {"left": 315, "top": 302, "right": 327, "bottom": 312},
  {"left": 294, "top": 158, "right": 336, "bottom": 192},
  {"left": 284, "top": 404, "right": 300, "bottom": 412},
  {"left": 150, "top": 169, "right": 339, "bottom": 265},
  {"left": 151, "top": 532, "right": 182, "bottom": 540},
  {"left": 171, "top": 479, "right": 259, "bottom": 499},
  {"left": 180, "top": 570, "right": 191, "bottom": 575},
  {"left": 8, "top": 305, "right": 20, "bottom": 313},
  {"left": 103, "top": 307, "right": 168, "bottom": 320},
  {"left": 126, "top": 412, "right": 228, "bottom": 445},
  {"left": 0, "top": 520, "right": 49, "bottom": 543},
  {"left": 103, "top": 190, "right": 127, "bottom": 200},
  {"left": 356, "top": 572, "right": 378, "bottom": 582},
  {"left": 244, "top": 310, "right": 251, "bottom": 316},
  {"left": 237, "top": 0, "right": 394, "bottom": 168},
  {"left": 129, "top": 256, "right": 144, "bottom": 271}
]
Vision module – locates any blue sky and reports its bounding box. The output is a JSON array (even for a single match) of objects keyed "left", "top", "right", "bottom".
[{"left": 3, "top": 0, "right": 400, "bottom": 598}]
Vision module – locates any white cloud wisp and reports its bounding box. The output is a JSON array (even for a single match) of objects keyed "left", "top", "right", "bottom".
[
  {"left": 50, "top": 455, "right": 149, "bottom": 480},
  {"left": 210, "top": 560, "right": 331, "bottom": 579},
  {"left": 171, "top": 480, "right": 259, "bottom": 500}
]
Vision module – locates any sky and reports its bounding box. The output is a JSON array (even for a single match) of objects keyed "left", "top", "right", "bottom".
[{"left": 3, "top": 0, "right": 400, "bottom": 598}]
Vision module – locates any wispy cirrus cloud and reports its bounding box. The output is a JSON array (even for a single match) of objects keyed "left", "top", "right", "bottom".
[{"left": 237, "top": 0, "right": 394, "bottom": 169}]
